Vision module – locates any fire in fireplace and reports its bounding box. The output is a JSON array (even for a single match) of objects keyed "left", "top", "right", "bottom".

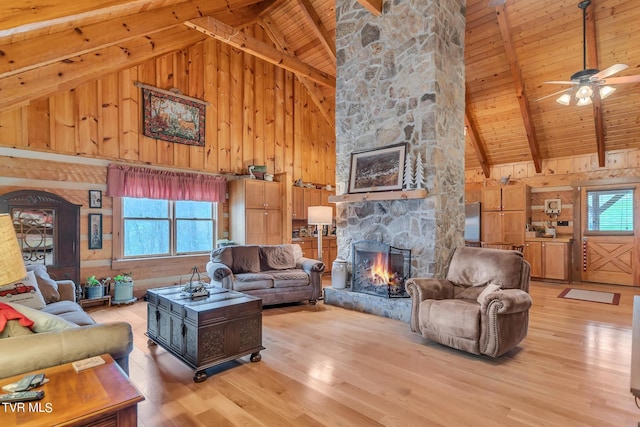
[{"left": 351, "top": 240, "right": 411, "bottom": 298}]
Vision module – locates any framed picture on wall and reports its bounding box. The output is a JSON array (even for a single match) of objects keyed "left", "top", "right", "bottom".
[
  {"left": 88, "top": 213, "right": 102, "bottom": 250},
  {"left": 348, "top": 143, "right": 407, "bottom": 193},
  {"left": 89, "top": 190, "right": 102, "bottom": 208}
]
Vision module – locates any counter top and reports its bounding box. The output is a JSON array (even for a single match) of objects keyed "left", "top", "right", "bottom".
[
  {"left": 525, "top": 236, "right": 573, "bottom": 243},
  {"left": 292, "top": 236, "right": 336, "bottom": 242}
]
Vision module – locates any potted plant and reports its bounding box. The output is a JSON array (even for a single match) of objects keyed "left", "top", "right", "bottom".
[
  {"left": 113, "top": 272, "right": 136, "bottom": 304},
  {"left": 85, "top": 275, "right": 107, "bottom": 300}
]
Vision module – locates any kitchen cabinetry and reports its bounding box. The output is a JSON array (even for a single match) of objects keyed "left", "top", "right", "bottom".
[
  {"left": 229, "top": 179, "right": 282, "bottom": 245},
  {"left": 481, "top": 185, "right": 530, "bottom": 245},
  {"left": 523, "top": 239, "right": 572, "bottom": 282},
  {"left": 292, "top": 186, "right": 305, "bottom": 219},
  {"left": 291, "top": 187, "right": 335, "bottom": 220}
]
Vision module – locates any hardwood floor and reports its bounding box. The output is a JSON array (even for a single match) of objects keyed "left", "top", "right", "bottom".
[{"left": 88, "top": 280, "right": 640, "bottom": 426}]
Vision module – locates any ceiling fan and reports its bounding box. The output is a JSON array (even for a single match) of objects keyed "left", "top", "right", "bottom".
[{"left": 537, "top": 0, "right": 640, "bottom": 106}]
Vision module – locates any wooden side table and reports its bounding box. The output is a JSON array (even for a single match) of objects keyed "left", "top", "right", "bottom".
[
  {"left": 0, "top": 354, "right": 143, "bottom": 426},
  {"left": 79, "top": 295, "right": 111, "bottom": 308}
]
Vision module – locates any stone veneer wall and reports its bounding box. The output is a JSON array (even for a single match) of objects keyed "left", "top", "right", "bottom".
[{"left": 335, "top": 0, "right": 466, "bottom": 279}]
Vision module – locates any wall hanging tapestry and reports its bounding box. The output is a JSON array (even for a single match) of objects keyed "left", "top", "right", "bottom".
[{"left": 136, "top": 82, "right": 208, "bottom": 146}]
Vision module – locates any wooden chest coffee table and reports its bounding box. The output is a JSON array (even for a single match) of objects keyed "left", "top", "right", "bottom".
[{"left": 146, "top": 285, "right": 263, "bottom": 382}]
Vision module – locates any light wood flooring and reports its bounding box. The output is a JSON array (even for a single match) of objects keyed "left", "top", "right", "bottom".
[{"left": 88, "top": 280, "right": 640, "bottom": 426}]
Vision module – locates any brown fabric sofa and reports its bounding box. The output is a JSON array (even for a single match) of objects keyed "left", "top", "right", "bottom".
[
  {"left": 206, "top": 244, "right": 325, "bottom": 305},
  {"left": 0, "top": 265, "right": 133, "bottom": 378},
  {"left": 406, "top": 246, "right": 532, "bottom": 358}
]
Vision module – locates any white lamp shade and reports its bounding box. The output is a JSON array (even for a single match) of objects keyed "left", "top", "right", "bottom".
[
  {"left": 0, "top": 214, "right": 27, "bottom": 286},
  {"left": 307, "top": 206, "right": 333, "bottom": 225}
]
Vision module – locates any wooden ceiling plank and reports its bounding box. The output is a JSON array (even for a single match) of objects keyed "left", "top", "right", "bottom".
[
  {"left": 260, "top": 16, "right": 334, "bottom": 128},
  {"left": 495, "top": 4, "right": 542, "bottom": 173},
  {"left": 294, "top": 0, "right": 336, "bottom": 62},
  {"left": 586, "top": 0, "right": 606, "bottom": 167},
  {"left": 356, "top": 0, "right": 383, "bottom": 16},
  {"left": 0, "top": 26, "right": 207, "bottom": 113},
  {"left": 465, "top": 104, "right": 491, "bottom": 178},
  {"left": 184, "top": 16, "right": 335, "bottom": 88}
]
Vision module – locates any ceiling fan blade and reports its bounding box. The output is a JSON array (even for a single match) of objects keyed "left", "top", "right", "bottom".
[
  {"left": 543, "top": 80, "right": 575, "bottom": 85},
  {"left": 536, "top": 88, "right": 570, "bottom": 102},
  {"left": 601, "top": 75, "right": 640, "bottom": 85},
  {"left": 593, "top": 64, "right": 629, "bottom": 80},
  {"left": 488, "top": 0, "right": 506, "bottom": 7}
]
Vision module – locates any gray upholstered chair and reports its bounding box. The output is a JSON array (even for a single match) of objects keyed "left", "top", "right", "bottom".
[{"left": 406, "top": 246, "right": 532, "bottom": 358}]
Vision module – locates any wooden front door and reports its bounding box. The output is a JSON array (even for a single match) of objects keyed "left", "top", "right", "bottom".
[{"left": 580, "top": 184, "right": 639, "bottom": 286}]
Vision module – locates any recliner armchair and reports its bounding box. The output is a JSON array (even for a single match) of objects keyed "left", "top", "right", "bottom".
[{"left": 406, "top": 246, "right": 532, "bottom": 358}]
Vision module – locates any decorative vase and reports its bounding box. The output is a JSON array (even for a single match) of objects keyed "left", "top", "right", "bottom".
[
  {"left": 113, "top": 281, "right": 136, "bottom": 304},
  {"left": 85, "top": 285, "right": 104, "bottom": 300}
]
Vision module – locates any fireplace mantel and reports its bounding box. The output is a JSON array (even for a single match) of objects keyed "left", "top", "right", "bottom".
[{"left": 328, "top": 189, "right": 427, "bottom": 203}]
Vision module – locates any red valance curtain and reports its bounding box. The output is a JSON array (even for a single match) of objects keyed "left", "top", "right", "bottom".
[{"left": 106, "top": 164, "right": 226, "bottom": 202}]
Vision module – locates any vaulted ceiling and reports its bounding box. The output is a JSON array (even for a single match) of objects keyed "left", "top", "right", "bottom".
[{"left": 1, "top": 0, "right": 639, "bottom": 175}]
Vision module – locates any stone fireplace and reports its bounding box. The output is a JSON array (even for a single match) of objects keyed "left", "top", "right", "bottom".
[
  {"left": 351, "top": 240, "right": 411, "bottom": 298},
  {"left": 324, "top": 0, "right": 466, "bottom": 322}
]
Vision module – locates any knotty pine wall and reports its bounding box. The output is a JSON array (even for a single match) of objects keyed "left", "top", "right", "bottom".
[{"left": 0, "top": 27, "right": 335, "bottom": 293}]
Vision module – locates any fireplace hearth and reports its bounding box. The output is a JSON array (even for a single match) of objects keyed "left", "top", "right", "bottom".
[{"left": 351, "top": 240, "right": 411, "bottom": 298}]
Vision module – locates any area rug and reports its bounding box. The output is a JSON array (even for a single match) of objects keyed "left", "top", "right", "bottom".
[{"left": 558, "top": 288, "right": 620, "bottom": 305}]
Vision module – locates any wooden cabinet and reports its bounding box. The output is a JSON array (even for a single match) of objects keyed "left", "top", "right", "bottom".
[
  {"left": 292, "top": 186, "right": 305, "bottom": 219},
  {"left": 523, "top": 239, "right": 572, "bottom": 282},
  {"left": 0, "top": 190, "right": 80, "bottom": 286},
  {"left": 293, "top": 238, "right": 337, "bottom": 272},
  {"left": 481, "top": 185, "right": 530, "bottom": 245},
  {"left": 291, "top": 187, "right": 335, "bottom": 220},
  {"left": 229, "top": 179, "right": 283, "bottom": 245}
]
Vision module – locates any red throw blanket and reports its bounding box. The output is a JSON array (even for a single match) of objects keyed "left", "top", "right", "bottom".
[{"left": 0, "top": 302, "right": 34, "bottom": 332}]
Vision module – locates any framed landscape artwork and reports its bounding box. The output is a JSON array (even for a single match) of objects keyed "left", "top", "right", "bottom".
[
  {"left": 139, "top": 84, "right": 207, "bottom": 146},
  {"left": 348, "top": 143, "right": 407, "bottom": 193}
]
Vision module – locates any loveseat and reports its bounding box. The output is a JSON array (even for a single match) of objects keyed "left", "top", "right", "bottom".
[
  {"left": 0, "top": 264, "right": 133, "bottom": 378},
  {"left": 406, "top": 246, "right": 532, "bottom": 358},
  {"left": 206, "top": 244, "right": 325, "bottom": 305}
]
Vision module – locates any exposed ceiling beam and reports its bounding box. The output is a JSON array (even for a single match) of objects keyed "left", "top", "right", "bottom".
[
  {"left": 295, "top": 0, "right": 336, "bottom": 63},
  {"left": 0, "top": 25, "right": 207, "bottom": 112},
  {"left": 185, "top": 16, "right": 336, "bottom": 88},
  {"left": 495, "top": 4, "right": 542, "bottom": 173},
  {"left": 356, "top": 0, "right": 383, "bottom": 16},
  {"left": 465, "top": 105, "right": 490, "bottom": 178},
  {"left": 260, "top": 16, "right": 335, "bottom": 128},
  {"left": 586, "top": 0, "right": 606, "bottom": 167}
]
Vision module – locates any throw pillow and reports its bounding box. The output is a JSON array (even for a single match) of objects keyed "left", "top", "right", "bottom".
[
  {"left": 0, "top": 320, "right": 34, "bottom": 338},
  {"left": 231, "top": 246, "right": 261, "bottom": 274},
  {"left": 6, "top": 302, "right": 76, "bottom": 333},
  {"left": 476, "top": 283, "right": 501, "bottom": 304},
  {"left": 26, "top": 264, "right": 60, "bottom": 303},
  {"left": 0, "top": 271, "right": 46, "bottom": 310},
  {"left": 260, "top": 245, "right": 296, "bottom": 270}
]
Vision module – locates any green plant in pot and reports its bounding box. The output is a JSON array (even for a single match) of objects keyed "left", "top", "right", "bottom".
[
  {"left": 85, "top": 275, "right": 107, "bottom": 300},
  {"left": 113, "top": 272, "right": 135, "bottom": 304}
]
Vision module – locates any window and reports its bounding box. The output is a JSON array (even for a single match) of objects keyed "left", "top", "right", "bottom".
[
  {"left": 586, "top": 188, "right": 633, "bottom": 232},
  {"left": 122, "top": 197, "right": 215, "bottom": 258}
]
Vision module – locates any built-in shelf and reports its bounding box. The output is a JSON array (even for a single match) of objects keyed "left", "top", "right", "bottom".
[{"left": 328, "top": 189, "right": 427, "bottom": 203}]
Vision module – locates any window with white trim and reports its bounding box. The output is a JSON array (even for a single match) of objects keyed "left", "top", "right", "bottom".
[
  {"left": 121, "top": 197, "right": 216, "bottom": 258},
  {"left": 586, "top": 188, "right": 633, "bottom": 232}
]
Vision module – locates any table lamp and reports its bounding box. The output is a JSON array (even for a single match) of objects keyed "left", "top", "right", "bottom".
[
  {"left": 307, "top": 206, "right": 333, "bottom": 262},
  {"left": 0, "top": 213, "right": 27, "bottom": 287}
]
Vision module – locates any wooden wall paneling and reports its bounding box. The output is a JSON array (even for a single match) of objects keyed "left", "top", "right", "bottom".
[
  {"left": 100, "top": 73, "right": 120, "bottom": 159},
  {"left": 155, "top": 54, "right": 175, "bottom": 165},
  {"left": 265, "top": 61, "right": 276, "bottom": 174},
  {"left": 274, "top": 67, "right": 285, "bottom": 175},
  {"left": 50, "top": 91, "right": 76, "bottom": 153},
  {"left": 188, "top": 43, "right": 205, "bottom": 171},
  {"left": 137, "top": 61, "right": 158, "bottom": 164},
  {"left": 230, "top": 47, "right": 244, "bottom": 174},
  {"left": 292, "top": 78, "right": 303, "bottom": 182},
  {"left": 173, "top": 49, "right": 191, "bottom": 168},
  {"left": 27, "top": 100, "right": 51, "bottom": 150},
  {"left": 217, "top": 42, "right": 231, "bottom": 173},
  {"left": 0, "top": 109, "right": 22, "bottom": 147},
  {"left": 310, "top": 96, "right": 320, "bottom": 184},
  {"left": 76, "top": 81, "right": 100, "bottom": 157},
  {"left": 203, "top": 39, "right": 219, "bottom": 172},
  {"left": 243, "top": 26, "right": 256, "bottom": 172},
  {"left": 119, "top": 68, "right": 140, "bottom": 161},
  {"left": 253, "top": 26, "right": 266, "bottom": 172},
  {"left": 284, "top": 71, "right": 295, "bottom": 179}
]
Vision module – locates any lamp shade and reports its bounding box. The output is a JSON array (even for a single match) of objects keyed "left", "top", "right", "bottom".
[
  {"left": 0, "top": 214, "right": 27, "bottom": 286},
  {"left": 307, "top": 206, "right": 333, "bottom": 225}
]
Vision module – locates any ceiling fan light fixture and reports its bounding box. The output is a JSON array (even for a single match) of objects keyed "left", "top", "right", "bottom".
[
  {"left": 599, "top": 85, "right": 616, "bottom": 99},
  {"left": 556, "top": 93, "right": 572, "bottom": 105},
  {"left": 576, "top": 96, "right": 592, "bottom": 106},
  {"left": 575, "top": 84, "right": 593, "bottom": 99}
]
